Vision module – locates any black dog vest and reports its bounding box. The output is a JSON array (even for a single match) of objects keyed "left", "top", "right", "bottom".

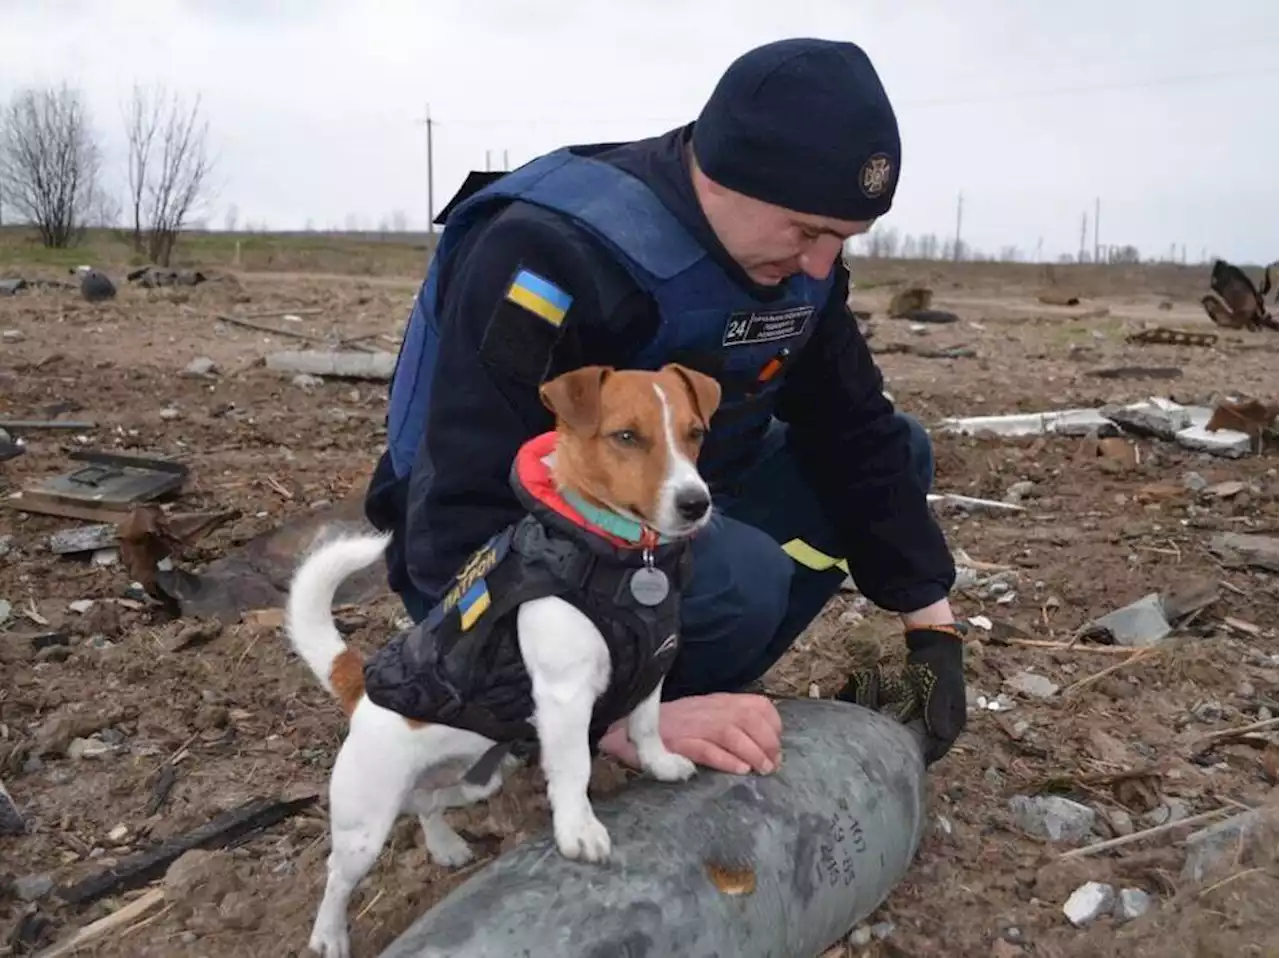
[{"left": 362, "top": 431, "right": 692, "bottom": 781}]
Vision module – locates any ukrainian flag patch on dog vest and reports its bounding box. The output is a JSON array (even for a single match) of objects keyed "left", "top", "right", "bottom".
[{"left": 505, "top": 268, "right": 573, "bottom": 327}]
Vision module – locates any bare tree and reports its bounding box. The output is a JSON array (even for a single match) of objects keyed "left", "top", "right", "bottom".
[
  {"left": 0, "top": 84, "right": 104, "bottom": 248},
  {"left": 124, "top": 83, "right": 215, "bottom": 265},
  {"left": 390, "top": 209, "right": 408, "bottom": 232},
  {"left": 223, "top": 202, "right": 238, "bottom": 232}
]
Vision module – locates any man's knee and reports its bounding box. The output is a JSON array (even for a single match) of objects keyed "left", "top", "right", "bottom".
[
  {"left": 895, "top": 411, "right": 935, "bottom": 494},
  {"left": 686, "top": 519, "right": 792, "bottom": 645},
  {"left": 668, "top": 519, "right": 793, "bottom": 695}
]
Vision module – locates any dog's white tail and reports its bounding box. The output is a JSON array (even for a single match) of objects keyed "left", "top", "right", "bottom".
[{"left": 285, "top": 532, "right": 391, "bottom": 710}]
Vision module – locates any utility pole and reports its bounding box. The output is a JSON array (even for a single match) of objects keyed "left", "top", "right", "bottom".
[
  {"left": 1093, "top": 197, "right": 1100, "bottom": 264},
  {"left": 421, "top": 103, "right": 436, "bottom": 233},
  {"left": 503, "top": 149, "right": 510, "bottom": 171},
  {"left": 1078, "top": 213, "right": 1088, "bottom": 263},
  {"left": 485, "top": 149, "right": 491, "bottom": 172},
  {"left": 952, "top": 191, "right": 963, "bottom": 262}
]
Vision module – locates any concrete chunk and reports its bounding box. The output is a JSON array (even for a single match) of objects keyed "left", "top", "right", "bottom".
[
  {"left": 1063, "top": 881, "right": 1115, "bottom": 927},
  {"left": 265, "top": 350, "right": 397, "bottom": 381},
  {"left": 1103, "top": 399, "right": 1192, "bottom": 440},
  {"left": 939, "top": 408, "right": 1118, "bottom": 438},
  {"left": 1207, "top": 533, "right": 1279, "bottom": 572},
  {"left": 1004, "top": 671, "right": 1060, "bottom": 699},
  {"left": 1181, "top": 810, "right": 1264, "bottom": 884},
  {"left": 1175, "top": 424, "right": 1251, "bottom": 458},
  {"left": 1115, "top": 887, "right": 1151, "bottom": 922},
  {"left": 1009, "top": 795, "right": 1097, "bottom": 844}
]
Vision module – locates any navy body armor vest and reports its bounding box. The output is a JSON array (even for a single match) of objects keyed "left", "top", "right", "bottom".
[{"left": 384, "top": 144, "right": 835, "bottom": 491}]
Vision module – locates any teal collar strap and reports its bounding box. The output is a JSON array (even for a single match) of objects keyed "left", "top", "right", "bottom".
[{"left": 560, "top": 489, "right": 670, "bottom": 546}]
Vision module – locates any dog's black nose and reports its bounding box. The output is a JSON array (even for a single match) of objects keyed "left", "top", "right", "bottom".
[{"left": 675, "top": 488, "right": 711, "bottom": 522}]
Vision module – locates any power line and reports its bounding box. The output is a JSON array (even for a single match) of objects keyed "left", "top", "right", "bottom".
[
  {"left": 431, "top": 66, "right": 1276, "bottom": 129},
  {"left": 902, "top": 66, "right": 1278, "bottom": 108}
]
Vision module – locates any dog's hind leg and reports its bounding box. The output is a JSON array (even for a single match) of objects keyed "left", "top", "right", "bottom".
[
  {"left": 409, "top": 770, "right": 505, "bottom": 868},
  {"left": 517, "top": 596, "right": 613, "bottom": 863},
  {"left": 309, "top": 714, "right": 423, "bottom": 958}
]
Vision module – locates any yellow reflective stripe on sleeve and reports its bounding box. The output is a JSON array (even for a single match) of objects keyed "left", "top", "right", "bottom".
[{"left": 780, "top": 538, "right": 850, "bottom": 574}]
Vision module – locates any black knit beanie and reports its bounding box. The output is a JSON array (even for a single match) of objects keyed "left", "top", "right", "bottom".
[{"left": 691, "top": 38, "right": 901, "bottom": 221}]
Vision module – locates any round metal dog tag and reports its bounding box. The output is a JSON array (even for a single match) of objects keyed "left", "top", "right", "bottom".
[{"left": 629, "top": 567, "right": 670, "bottom": 606}]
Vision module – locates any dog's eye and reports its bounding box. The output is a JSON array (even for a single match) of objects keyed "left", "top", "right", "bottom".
[
  {"left": 610, "top": 429, "right": 640, "bottom": 447},
  {"left": 688, "top": 424, "right": 707, "bottom": 442}
]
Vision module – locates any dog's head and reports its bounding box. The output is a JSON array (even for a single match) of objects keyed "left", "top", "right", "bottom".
[{"left": 539, "top": 364, "right": 722, "bottom": 540}]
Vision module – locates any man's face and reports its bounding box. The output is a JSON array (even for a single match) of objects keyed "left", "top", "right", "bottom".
[{"left": 692, "top": 160, "right": 874, "bottom": 286}]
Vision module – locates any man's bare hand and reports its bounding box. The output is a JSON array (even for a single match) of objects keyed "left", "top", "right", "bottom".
[{"left": 599, "top": 692, "right": 782, "bottom": 775}]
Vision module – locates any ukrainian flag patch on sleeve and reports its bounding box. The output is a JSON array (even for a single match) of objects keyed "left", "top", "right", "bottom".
[{"left": 505, "top": 268, "right": 573, "bottom": 327}]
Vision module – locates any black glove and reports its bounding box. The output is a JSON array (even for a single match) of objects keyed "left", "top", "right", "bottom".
[{"left": 836, "top": 625, "right": 967, "bottom": 765}]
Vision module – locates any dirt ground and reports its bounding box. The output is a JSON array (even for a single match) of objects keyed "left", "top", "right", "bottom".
[{"left": 1, "top": 252, "right": 1277, "bottom": 958}]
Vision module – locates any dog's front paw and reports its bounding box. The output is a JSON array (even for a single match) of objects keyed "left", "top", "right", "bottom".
[
  {"left": 641, "top": 750, "right": 697, "bottom": 783},
  {"left": 555, "top": 810, "right": 612, "bottom": 863}
]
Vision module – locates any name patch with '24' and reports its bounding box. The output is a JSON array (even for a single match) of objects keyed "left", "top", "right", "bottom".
[{"left": 722, "top": 306, "right": 814, "bottom": 347}]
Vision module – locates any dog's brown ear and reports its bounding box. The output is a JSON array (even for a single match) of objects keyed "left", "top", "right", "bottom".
[
  {"left": 665, "top": 363, "right": 722, "bottom": 425},
  {"left": 540, "top": 366, "right": 613, "bottom": 434}
]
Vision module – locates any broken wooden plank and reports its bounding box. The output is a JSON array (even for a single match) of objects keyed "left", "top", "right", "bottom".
[
  {"left": 4, "top": 495, "right": 134, "bottom": 524},
  {"left": 55, "top": 793, "right": 318, "bottom": 906},
  {"left": 0, "top": 419, "right": 96, "bottom": 432},
  {"left": 35, "top": 888, "right": 166, "bottom": 958},
  {"left": 241, "top": 307, "right": 324, "bottom": 319},
  {"left": 216, "top": 312, "right": 327, "bottom": 342}
]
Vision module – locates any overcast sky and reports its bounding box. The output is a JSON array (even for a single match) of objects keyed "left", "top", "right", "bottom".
[{"left": 2, "top": 0, "right": 1277, "bottom": 263}]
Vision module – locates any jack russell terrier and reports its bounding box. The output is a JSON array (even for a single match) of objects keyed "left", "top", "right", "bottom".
[{"left": 285, "top": 363, "right": 722, "bottom": 957}]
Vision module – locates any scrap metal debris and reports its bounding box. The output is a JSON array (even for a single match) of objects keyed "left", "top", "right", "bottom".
[
  {"left": 1200, "top": 258, "right": 1278, "bottom": 332},
  {"left": 1037, "top": 289, "right": 1082, "bottom": 307},
  {"left": 0, "top": 777, "right": 24, "bottom": 836},
  {"left": 75, "top": 266, "right": 116, "bottom": 303},
  {"left": 54, "top": 793, "right": 318, "bottom": 907},
  {"left": 1086, "top": 365, "right": 1183, "bottom": 380},
  {"left": 0, "top": 418, "right": 97, "bottom": 433},
  {"left": 1205, "top": 397, "right": 1279, "bottom": 443},
  {"left": 127, "top": 493, "right": 388, "bottom": 622},
  {"left": 116, "top": 505, "right": 239, "bottom": 602},
  {"left": 1077, "top": 579, "right": 1220, "bottom": 647},
  {"left": 871, "top": 342, "right": 977, "bottom": 359},
  {"left": 1126, "top": 327, "right": 1219, "bottom": 348},
  {"left": 127, "top": 265, "right": 208, "bottom": 288},
  {"left": 887, "top": 286, "right": 932, "bottom": 316},
  {"left": 0, "top": 427, "right": 21, "bottom": 463},
  {"left": 7, "top": 451, "right": 188, "bottom": 521},
  {"left": 885, "top": 285, "right": 959, "bottom": 324}
]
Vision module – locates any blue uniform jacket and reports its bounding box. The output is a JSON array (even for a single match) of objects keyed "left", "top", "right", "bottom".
[{"left": 365, "top": 124, "right": 955, "bottom": 615}]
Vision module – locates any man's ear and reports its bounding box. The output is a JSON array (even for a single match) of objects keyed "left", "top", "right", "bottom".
[
  {"left": 539, "top": 366, "right": 614, "bottom": 434},
  {"left": 665, "top": 363, "right": 722, "bottom": 425}
]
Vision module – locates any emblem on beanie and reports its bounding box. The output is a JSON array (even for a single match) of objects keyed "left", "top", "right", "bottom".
[{"left": 859, "top": 153, "right": 894, "bottom": 199}]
